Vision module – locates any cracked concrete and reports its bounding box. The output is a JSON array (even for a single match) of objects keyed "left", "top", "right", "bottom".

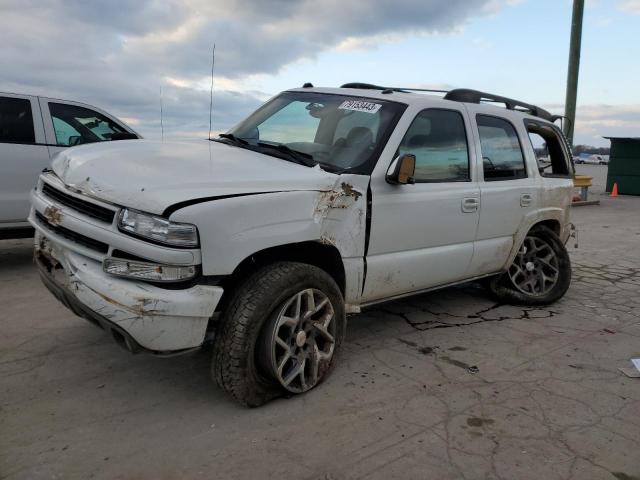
[{"left": 1, "top": 165, "right": 639, "bottom": 479}]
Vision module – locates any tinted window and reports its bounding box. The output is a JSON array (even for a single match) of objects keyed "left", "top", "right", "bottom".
[
  {"left": 477, "top": 115, "right": 526, "bottom": 181},
  {"left": 49, "top": 103, "right": 127, "bottom": 146},
  {"left": 0, "top": 96, "right": 35, "bottom": 143},
  {"left": 397, "top": 109, "right": 469, "bottom": 182}
]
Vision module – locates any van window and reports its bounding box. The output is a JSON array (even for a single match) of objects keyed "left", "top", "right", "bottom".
[
  {"left": 49, "top": 103, "right": 127, "bottom": 146},
  {"left": 0, "top": 96, "right": 35, "bottom": 144},
  {"left": 477, "top": 115, "right": 527, "bottom": 181}
]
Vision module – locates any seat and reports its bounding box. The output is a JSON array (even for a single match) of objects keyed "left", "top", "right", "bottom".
[{"left": 345, "top": 126, "right": 373, "bottom": 147}]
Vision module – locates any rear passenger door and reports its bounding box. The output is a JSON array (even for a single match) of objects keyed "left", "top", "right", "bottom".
[
  {"left": 467, "top": 110, "right": 536, "bottom": 275},
  {"left": 0, "top": 94, "right": 50, "bottom": 225}
]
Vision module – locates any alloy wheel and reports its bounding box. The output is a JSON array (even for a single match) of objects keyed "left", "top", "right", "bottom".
[
  {"left": 264, "top": 289, "right": 336, "bottom": 393},
  {"left": 508, "top": 235, "right": 560, "bottom": 296}
]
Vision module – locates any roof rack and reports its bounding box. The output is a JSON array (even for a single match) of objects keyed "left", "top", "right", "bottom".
[
  {"left": 340, "top": 82, "right": 448, "bottom": 94},
  {"left": 339, "top": 83, "right": 557, "bottom": 122},
  {"left": 443, "top": 89, "right": 556, "bottom": 122}
]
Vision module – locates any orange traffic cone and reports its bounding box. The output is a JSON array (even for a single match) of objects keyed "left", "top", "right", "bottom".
[{"left": 610, "top": 182, "right": 619, "bottom": 197}]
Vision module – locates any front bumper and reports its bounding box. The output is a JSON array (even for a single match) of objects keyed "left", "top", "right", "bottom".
[{"left": 34, "top": 231, "right": 223, "bottom": 353}]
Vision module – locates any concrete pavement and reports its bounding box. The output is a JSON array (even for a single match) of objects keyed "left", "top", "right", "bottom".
[{"left": 1, "top": 168, "right": 639, "bottom": 480}]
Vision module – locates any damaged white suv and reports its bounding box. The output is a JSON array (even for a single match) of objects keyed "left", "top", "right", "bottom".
[{"left": 30, "top": 83, "right": 574, "bottom": 406}]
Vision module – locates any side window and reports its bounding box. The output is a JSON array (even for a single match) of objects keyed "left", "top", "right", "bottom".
[
  {"left": 0, "top": 96, "right": 35, "bottom": 144},
  {"left": 477, "top": 115, "right": 527, "bottom": 181},
  {"left": 257, "top": 101, "right": 320, "bottom": 144},
  {"left": 525, "top": 121, "right": 572, "bottom": 177},
  {"left": 49, "top": 103, "right": 127, "bottom": 146},
  {"left": 397, "top": 109, "right": 470, "bottom": 182},
  {"left": 51, "top": 117, "right": 81, "bottom": 146}
]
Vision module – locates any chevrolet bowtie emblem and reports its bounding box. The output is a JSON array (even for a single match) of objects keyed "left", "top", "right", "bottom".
[{"left": 43, "top": 205, "right": 63, "bottom": 226}]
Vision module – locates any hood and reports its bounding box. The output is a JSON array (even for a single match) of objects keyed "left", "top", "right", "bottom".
[{"left": 51, "top": 140, "right": 337, "bottom": 215}]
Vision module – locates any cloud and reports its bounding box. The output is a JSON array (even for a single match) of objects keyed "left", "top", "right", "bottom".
[
  {"left": 619, "top": 0, "right": 640, "bottom": 13},
  {"left": 573, "top": 105, "right": 640, "bottom": 145},
  {"left": 0, "top": 0, "right": 509, "bottom": 139}
]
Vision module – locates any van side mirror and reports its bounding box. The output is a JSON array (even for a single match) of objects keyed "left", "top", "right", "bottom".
[
  {"left": 67, "top": 135, "right": 83, "bottom": 146},
  {"left": 386, "top": 154, "right": 416, "bottom": 185}
]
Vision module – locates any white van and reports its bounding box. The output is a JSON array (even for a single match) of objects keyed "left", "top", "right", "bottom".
[{"left": 0, "top": 93, "right": 139, "bottom": 238}]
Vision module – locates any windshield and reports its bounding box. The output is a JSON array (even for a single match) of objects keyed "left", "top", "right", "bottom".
[{"left": 226, "top": 92, "right": 405, "bottom": 173}]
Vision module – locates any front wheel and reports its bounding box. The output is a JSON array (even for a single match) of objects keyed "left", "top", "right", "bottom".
[
  {"left": 487, "top": 225, "right": 571, "bottom": 305},
  {"left": 212, "top": 262, "right": 345, "bottom": 407}
]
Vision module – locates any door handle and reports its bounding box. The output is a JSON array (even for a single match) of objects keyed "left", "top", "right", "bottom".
[
  {"left": 520, "top": 193, "right": 533, "bottom": 207},
  {"left": 462, "top": 197, "right": 479, "bottom": 213}
]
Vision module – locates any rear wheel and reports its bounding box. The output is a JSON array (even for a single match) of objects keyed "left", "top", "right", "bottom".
[
  {"left": 212, "top": 262, "right": 345, "bottom": 407},
  {"left": 487, "top": 226, "right": 571, "bottom": 305}
]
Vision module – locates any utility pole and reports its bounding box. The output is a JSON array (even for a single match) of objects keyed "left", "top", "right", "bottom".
[{"left": 564, "top": 0, "right": 585, "bottom": 146}]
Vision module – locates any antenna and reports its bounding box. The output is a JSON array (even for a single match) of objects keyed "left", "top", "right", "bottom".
[
  {"left": 208, "top": 44, "right": 216, "bottom": 140},
  {"left": 160, "top": 85, "right": 164, "bottom": 141}
]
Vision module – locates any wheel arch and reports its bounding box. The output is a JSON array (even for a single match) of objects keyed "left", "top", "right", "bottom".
[
  {"left": 531, "top": 218, "right": 561, "bottom": 236},
  {"left": 215, "top": 241, "right": 346, "bottom": 313},
  {"left": 505, "top": 211, "right": 565, "bottom": 270}
]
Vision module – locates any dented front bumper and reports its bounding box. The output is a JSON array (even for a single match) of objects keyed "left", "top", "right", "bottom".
[{"left": 34, "top": 231, "right": 222, "bottom": 353}]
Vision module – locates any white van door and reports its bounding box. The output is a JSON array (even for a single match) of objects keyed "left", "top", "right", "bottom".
[{"left": 0, "top": 93, "right": 50, "bottom": 227}]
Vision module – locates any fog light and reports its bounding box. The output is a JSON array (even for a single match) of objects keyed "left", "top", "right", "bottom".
[{"left": 103, "top": 258, "right": 197, "bottom": 282}]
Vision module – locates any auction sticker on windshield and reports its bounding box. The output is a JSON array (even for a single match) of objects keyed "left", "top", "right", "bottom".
[{"left": 338, "top": 100, "right": 382, "bottom": 114}]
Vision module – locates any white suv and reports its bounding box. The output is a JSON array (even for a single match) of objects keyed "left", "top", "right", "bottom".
[
  {"left": 0, "top": 92, "right": 139, "bottom": 237},
  {"left": 29, "top": 84, "right": 574, "bottom": 406}
]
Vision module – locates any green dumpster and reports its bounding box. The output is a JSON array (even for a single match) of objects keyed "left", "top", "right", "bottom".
[{"left": 605, "top": 137, "right": 640, "bottom": 195}]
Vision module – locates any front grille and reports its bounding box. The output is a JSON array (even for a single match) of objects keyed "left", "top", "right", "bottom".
[
  {"left": 36, "top": 211, "right": 109, "bottom": 254},
  {"left": 42, "top": 183, "right": 115, "bottom": 223}
]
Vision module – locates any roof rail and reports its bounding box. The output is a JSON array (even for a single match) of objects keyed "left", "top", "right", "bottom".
[
  {"left": 340, "top": 82, "right": 387, "bottom": 90},
  {"left": 339, "top": 83, "right": 556, "bottom": 122},
  {"left": 340, "top": 82, "right": 448, "bottom": 94},
  {"left": 444, "top": 88, "right": 554, "bottom": 122}
]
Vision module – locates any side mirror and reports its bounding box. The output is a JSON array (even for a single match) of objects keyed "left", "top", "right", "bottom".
[
  {"left": 68, "top": 135, "right": 83, "bottom": 146},
  {"left": 386, "top": 154, "right": 416, "bottom": 185}
]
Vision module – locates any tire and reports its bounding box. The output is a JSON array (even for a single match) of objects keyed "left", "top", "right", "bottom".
[
  {"left": 487, "top": 225, "right": 571, "bottom": 306},
  {"left": 212, "top": 262, "right": 345, "bottom": 407}
]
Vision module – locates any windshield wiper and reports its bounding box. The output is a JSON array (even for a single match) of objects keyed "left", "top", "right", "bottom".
[
  {"left": 256, "top": 142, "right": 317, "bottom": 167},
  {"left": 215, "top": 133, "right": 249, "bottom": 145},
  {"left": 214, "top": 135, "right": 318, "bottom": 168}
]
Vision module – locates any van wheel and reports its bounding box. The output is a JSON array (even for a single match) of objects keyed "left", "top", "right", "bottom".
[
  {"left": 487, "top": 226, "right": 571, "bottom": 306},
  {"left": 212, "top": 262, "right": 345, "bottom": 407}
]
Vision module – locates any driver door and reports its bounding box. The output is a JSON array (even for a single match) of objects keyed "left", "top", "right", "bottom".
[{"left": 361, "top": 107, "right": 480, "bottom": 303}]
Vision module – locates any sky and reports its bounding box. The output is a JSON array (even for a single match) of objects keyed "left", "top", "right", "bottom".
[{"left": 1, "top": 0, "right": 638, "bottom": 146}]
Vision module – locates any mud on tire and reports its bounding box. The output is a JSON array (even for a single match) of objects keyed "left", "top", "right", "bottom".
[
  {"left": 211, "top": 262, "right": 345, "bottom": 407},
  {"left": 487, "top": 225, "right": 571, "bottom": 306}
]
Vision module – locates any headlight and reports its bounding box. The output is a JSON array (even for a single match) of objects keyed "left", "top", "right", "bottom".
[
  {"left": 103, "top": 258, "right": 197, "bottom": 282},
  {"left": 118, "top": 209, "right": 199, "bottom": 247}
]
